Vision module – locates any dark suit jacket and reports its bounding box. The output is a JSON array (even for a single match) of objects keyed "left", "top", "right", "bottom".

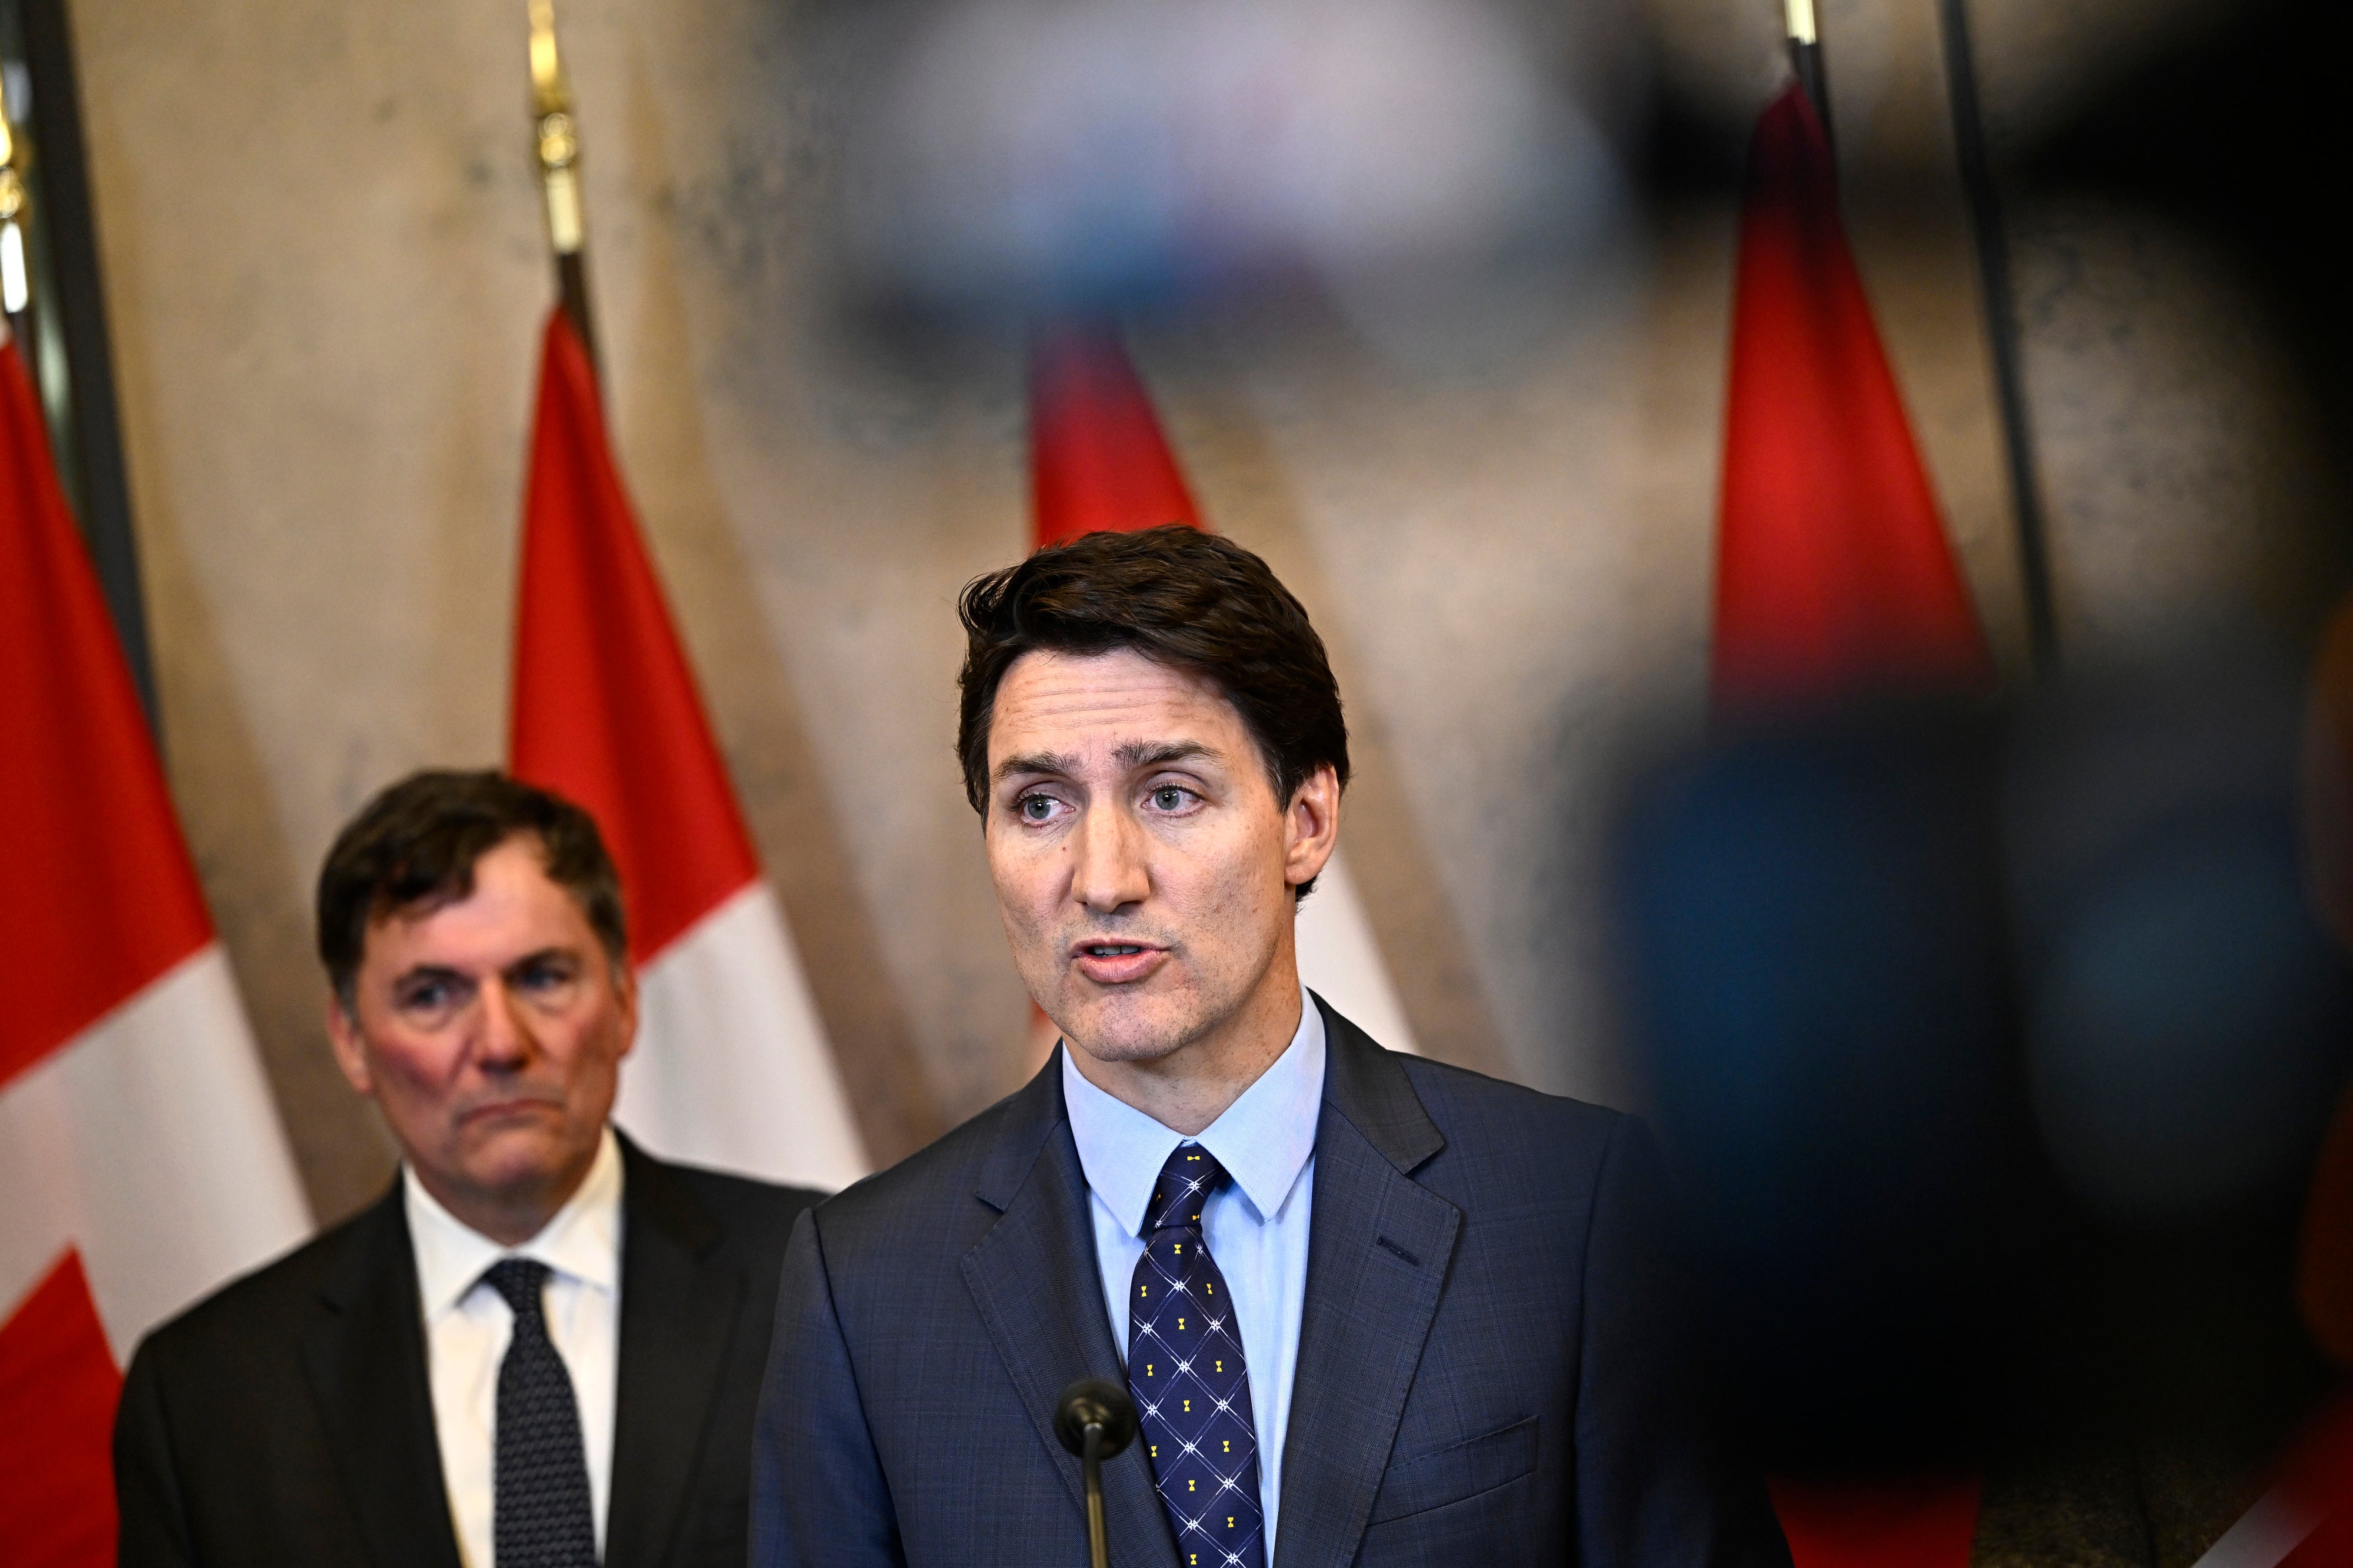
[
  {"left": 752, "top": 999, "right": 1788, "bottom": 1567},
  {"left": 114, "top": 1134, "right": 819, "bottom": 1568}
]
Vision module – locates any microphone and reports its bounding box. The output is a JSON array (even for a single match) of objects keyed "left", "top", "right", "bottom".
[{"left": 1054, "top": 1378, "right": 1139, "bottom": 1568}]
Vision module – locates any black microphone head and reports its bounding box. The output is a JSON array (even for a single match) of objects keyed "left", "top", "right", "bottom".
[{"left": 1054, "top": 1377, "right": 1139, "bottom": 1459}]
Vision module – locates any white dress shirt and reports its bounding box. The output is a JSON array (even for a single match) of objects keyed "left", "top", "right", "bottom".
[
  {"left": 1061, "top": 991, "right": 1325, "bottom": 1559},
  {"left": 405, "top": 1126, "right": 624, "bottom": 1568}
]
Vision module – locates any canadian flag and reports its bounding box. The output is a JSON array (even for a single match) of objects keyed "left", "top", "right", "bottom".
[
  {"left": 0, "top": 334, "right": 309, "bottom": 1562},
  {"left": 1714, "top": 84, "right": 1991, "bottom": 1568},
  {"left": 1028, "top": 322, "right": 1421, "bottom": 1058},
  {"left": 1714, "top": 84, "right": 1994, "bottom": 719},
  {"left": 510, "top": 310, "right": 867, "bottom": 1192}
]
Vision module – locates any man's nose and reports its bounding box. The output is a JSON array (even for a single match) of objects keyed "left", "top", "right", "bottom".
[
  {"left": 1070, "top": 801, "right": 1151, "bottom": 914},
  {"left": 474, "top": 982, "right": 535, "bottom": 1070}
]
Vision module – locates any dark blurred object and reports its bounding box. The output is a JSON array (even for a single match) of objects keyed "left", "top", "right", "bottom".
[
  {"left": 2007, "top": 661, "right": 2349, "bottom": 1228},
  {"left": 1615, "top": 701, "right": 2027, "bottom": 1467},
  {"left": 1611, "top": 665, "right": 2352, "bottom": 1475}
]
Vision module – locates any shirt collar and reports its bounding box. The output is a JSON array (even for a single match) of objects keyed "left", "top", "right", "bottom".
[
  {"left": 1061, "top": 989, "right": 1326, "bottom": 1236},
  {"left": 405, "top": 1124, "right": 624, "bottom": 1321}
]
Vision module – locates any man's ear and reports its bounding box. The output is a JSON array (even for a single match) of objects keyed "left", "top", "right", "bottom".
[
  {"left": 610, "top": 951, "right": 641, "bottom": 1062},
  {"left": 324, "top": 992, "right": 375, "bottom": 1097},
  {"left": 1282, "top": 763, "right": 1342, "bottom": 890}
]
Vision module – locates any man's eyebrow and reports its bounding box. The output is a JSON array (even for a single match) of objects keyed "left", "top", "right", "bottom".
[
  {"left": 1114, "top": 740, "right": 1219, "bottom": 772},
  {"left": 390, "top": 962, "right": 467, "bottom": 989},
  {"left": 991, "top": 742, "right": 1222, "bottom": 786},
  {"left": 994, "top": 751, "right": 1084, "bottom": 785}
]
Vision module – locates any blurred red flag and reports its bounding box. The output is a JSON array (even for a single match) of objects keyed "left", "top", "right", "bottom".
[
  {"left": 1714, "top": 83, "right": 1993, "bottom": 717},
  {"left": 1714, "top": 84, "right": 1989, "bottom": 1567},
  {"left": 510, "top": 310, "right": 865, "bottom": 1190},
  {"left": 1030, "top": 322, "right": 1203, "bottom": 545}
]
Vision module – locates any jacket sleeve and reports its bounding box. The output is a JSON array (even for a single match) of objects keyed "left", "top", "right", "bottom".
[
  {"left": 1574, "top": 1113, "right": 1792, "bottom": 1567},
  {"left": 751, "top": 1207, "right": 906, "bottom": 1568},
  {"left": 113, "top": 1335, "right": 198, "bottom": 1568}
]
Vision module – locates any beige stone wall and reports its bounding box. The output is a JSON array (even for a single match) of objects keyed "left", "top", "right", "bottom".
[{"left": 64, "top": 0, "right": 2343, "bottom": 1225}]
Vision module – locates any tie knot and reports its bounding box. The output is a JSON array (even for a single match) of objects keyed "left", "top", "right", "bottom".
[
  {"left": 1143, "top": 1144, "right": 1228, "bottom": 1233},
  {"left": 482, "top": 1257, "right": 552, "bottom": 1322}
]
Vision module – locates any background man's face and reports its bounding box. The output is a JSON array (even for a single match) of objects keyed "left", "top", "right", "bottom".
[
  {"left": 326, "top": 835, "right": 635, "bottom": 1226},
  {"left": 984, "top": 647, "right": 1331, "bottom": 1065}
]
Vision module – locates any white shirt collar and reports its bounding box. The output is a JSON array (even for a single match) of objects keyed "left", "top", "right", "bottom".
[
  {"left": 1061, "top": 988, "right": 1327, "bottom": 1235},
  {"left": 405, "top": 1125, "right": 624, "bottom": 1321}
]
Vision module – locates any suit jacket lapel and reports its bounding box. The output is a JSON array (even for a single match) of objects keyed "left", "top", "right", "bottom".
[
  {"left": 299, "top": 1180, "right": 466, "bottom": 1568},
  {"left": 605, "top": 1137, "right": 742, "bottom": 1568},
  {"left": 1274, "top": 1001, "right": 1460, "bottom": 1568},
  {"left": 962, "top": 1055, "right": 1183, "bottom": 1568}
]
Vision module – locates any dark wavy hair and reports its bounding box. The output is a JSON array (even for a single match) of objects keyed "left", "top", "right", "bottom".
[
  {"left": 316, "top": 769, "right": 625, "bottom": 1007},
  {"left": 955, "top": 526, "right": 1349, "bottom": 895}
]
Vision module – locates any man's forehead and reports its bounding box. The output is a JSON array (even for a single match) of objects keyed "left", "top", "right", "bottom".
[
  {"left": 363, "top": 838, "right": 584, "bottom": 960},
  {"left": 989, "top": 648, "right": 1237, "bottom": 747}
]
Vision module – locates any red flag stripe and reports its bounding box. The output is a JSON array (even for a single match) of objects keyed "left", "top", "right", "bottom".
[
  {"left": 1030, "top": 322, "right": 1203, "bottom": 548},
  {"left": 1769, "top": 1476, "right": 1982, "bottom": 1568},
  {"left": 0, "top": 1250, "right": 124, "bottom": 1568},
  {"left": 1714, "top": 85, "right": 1994, "bottom": 715},
  {"left": 509, "top": 311, "right": 761, "bottom": 962},
  {"left": 0, "top": 341, "right": 212, "bottom": 1093}
]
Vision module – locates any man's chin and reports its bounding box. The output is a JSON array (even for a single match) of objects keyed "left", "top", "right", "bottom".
[{"left": 1056, "top": 995, "right": 1207, "bottom": 1066}]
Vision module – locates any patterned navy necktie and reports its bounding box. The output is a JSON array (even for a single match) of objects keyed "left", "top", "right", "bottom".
[
  {"left": 1128, "top": 1145, "right": 1265, "bottom": 1568},
  {"left": 483, "top": 1258, "right": 598, "bottom": 1568}
]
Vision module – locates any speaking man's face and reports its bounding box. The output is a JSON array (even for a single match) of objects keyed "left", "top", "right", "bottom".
[
  {"left": 985, "top": 646, "right": 1337, "bottom": 1067},
  {"left": 327, "top": 835, "right": 635, "bottom": 1235}
]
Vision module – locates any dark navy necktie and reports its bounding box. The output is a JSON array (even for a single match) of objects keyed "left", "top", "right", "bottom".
[
  {"left": 483, "top": 1258, "right": 598, "bottom": 1568},
  {"left": 1128, "top": 1146, "right": 1265, "bottom": 1568}
]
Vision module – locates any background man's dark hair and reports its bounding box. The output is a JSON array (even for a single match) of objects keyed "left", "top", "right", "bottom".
[
  {"left": 316, "top": 769, "right": 626, "bottom": 1007},
  {"left": 956, "top": 526, "right": 1349, "bottom": 896}
]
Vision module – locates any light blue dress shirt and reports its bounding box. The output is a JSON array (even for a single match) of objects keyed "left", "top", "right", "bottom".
[{"left": 1059, "top": 993, "right": 1325, "bottom": 1560}]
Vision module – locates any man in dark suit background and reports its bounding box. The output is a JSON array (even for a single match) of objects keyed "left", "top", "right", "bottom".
[
  {"left": 752, "top": 527, "right": 1788, "bottom": 1567},
  {"left": 114, "top": 769, "right": 821, "bottom": 1567}
]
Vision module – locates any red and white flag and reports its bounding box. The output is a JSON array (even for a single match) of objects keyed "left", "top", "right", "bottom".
[
  {"left": 0, "top": 331, "right": 309, "bottom": 1563},
  {"left": 510, "top": 311, "right": 866, "bottom": 1192},
  {"left": 1028, "top": 323, "right": 1421, "bottom": 1057},
  {"left": 1715, "top": 84, "right": 1994, "bottom": 720},
  {"left": 1714, "top": 84, "right": 1991, "bottom": 1568}
]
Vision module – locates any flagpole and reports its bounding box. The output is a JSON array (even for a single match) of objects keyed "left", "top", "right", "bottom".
[
  {"left": 529, "top": 0, "right": 600, "bottom": 379},
  {"left": 4, "top": 0, "right": 160, "bottom": 730},
  {"left": 1937, "top": 0, "right": 2059, "bottom": 680},
  {"left": 1782, "top": 0, "right": 1833, "bottom": 152}
]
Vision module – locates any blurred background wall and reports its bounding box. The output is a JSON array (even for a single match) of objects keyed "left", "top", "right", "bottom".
[{"left": 59, "top": 0, "right": 2349, "bottom": 1233}]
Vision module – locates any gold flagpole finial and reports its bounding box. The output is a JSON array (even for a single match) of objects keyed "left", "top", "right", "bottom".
[
  {"left": 529, "top": 0, "right": 585, "bottom": 256},
  {"left": 0, "top": 108, "right": 29, "bottom": 316},
  {"left": 1782, "top": 0, "right": 1818, "bottom": 45}
]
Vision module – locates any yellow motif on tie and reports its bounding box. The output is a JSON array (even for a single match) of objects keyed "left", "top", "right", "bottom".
[
  {"left": 1215, "top": 1360, "right": 1222, "bottom": 1373},
  {"left": 1188, "top": 1479, "right": 1197, "bottom": 1493},
  {"left": 1222, "top": 1440, "right": 1231, "bottom": 1453},
  {"left": 1228, "top": 1517, "right": 1236, "bottom": 1530},
  {"left": 1184, "top": 1399, "right": 1192, "bottom": 1413},
  {"left": 1174, "top": 1243, "right": 1183, "bottom": 1256},
  {"left": 1178, "top": 1317, "right": 1185, "bottom": 1330}
]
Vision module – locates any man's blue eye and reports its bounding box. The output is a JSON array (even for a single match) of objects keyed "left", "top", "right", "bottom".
[
  {"left": 1154, "top": 788, "right": 1187, "bottom": 810},
  {"left": 1021, "top": 796, "right": 1054, "bottom": 820}
]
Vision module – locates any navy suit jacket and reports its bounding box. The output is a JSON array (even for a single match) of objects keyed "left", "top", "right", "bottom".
[{"left": 752, "top": 999, "right": 1788, "bottom": 1567}]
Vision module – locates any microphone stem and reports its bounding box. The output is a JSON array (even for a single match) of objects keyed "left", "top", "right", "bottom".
[{"left": 1083, "top": 1422, "right": 1109, "bottom": 1568}]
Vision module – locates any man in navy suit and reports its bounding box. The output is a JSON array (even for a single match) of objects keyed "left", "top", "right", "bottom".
[{"left": 752, "top": 526, "right": 1788, "bottom": 1567}]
